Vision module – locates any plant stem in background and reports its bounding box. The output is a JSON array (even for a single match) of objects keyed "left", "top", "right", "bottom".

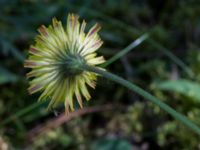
[
  {"left": 147, "top": 38, "right": 194, "bottom": 78},
  {"left": 101, "top": 33, "right": 149, "bottom": 67},
  {"left": 83, "top": 64, "right": 200, "bottom": 135},
  {"left": 70, "top": 5, "right": 194, "bottom": 77}
]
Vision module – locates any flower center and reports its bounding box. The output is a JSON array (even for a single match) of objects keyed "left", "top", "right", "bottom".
[{"left": 61, "top": 54, "right": 86, "bottom": 77}]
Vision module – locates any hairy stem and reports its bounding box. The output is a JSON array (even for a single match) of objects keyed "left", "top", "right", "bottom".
[{"left": 83, "top": 64, "right": 200, "bottom": 135}]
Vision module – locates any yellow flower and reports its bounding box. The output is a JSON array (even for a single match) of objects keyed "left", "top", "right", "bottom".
[{"left": 24, "top": 14, "right": 105, "bottom": 113}]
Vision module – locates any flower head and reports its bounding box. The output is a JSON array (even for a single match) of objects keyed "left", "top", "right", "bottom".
[{"left": 24, "top": 14, "right": 105, "bottom": 112}]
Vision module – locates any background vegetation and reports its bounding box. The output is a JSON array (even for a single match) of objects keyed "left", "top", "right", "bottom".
[{"left": 1, "top": 0, "right": 200, "bottom": 149}]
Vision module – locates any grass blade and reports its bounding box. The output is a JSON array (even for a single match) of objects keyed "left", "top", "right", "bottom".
[{"left": 101, "top": 33, "right": 149, "bottom": 67}]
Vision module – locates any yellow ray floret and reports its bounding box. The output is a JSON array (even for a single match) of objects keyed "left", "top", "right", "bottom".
[{"left": 24, "top": 13, "right": 105, "bottom": 113}]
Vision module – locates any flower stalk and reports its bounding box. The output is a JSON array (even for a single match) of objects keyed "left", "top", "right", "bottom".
[
  {"left": 22, "top": 13, "right": 200, "bottom": 135},
  {"left": 82, "top": 64, "right": 200, "bottom": 135}
]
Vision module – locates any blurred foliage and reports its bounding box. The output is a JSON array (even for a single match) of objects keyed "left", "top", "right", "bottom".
[
  {"left": 152, "top": 79, "right": 200, "bottom": 103},
  {"left": 1, "top": 0, "right": 200, "bottom": 149}
]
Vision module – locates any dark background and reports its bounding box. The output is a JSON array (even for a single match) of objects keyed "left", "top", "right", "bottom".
[{"left": 0, "top": 0, "right": 200, "bottom": 149}]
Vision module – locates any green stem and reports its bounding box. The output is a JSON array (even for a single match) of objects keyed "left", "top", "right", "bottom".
[
  {"left": 83, "top": 65, "right": 200, "bottom": 135},
  {"left": 101, "top": 33, "right": 149, "bottom": 67},
  {"left": 147, "top": 38, "right": 194, "bottom": 78},
  {"left": 69, "top": 4, "right": 194, "bottom": 77}
]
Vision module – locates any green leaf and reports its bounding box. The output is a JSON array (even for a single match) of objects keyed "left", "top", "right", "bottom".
[
  {"left": 153, "top": 79, "right": 200, "bottom": 103},
  {"left": 91, "top": 138, "right": 132, "bottom": 150}
]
